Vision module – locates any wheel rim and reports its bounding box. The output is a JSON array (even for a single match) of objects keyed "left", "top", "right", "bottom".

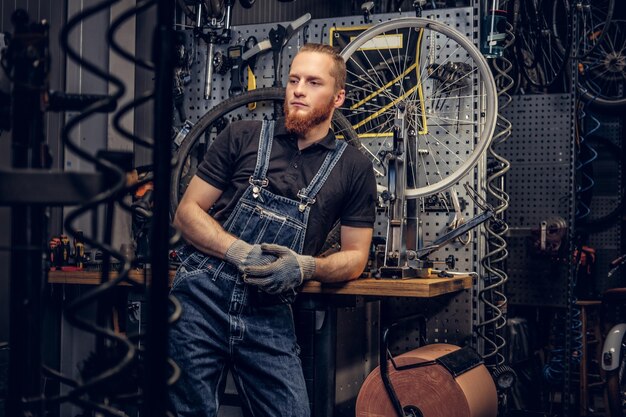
[{"left": 339, "top": 17, "right": 497, "bottom": 198}]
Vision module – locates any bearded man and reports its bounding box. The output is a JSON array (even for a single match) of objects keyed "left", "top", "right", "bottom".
[{"left": 168, "top": 43, "right": 377, "bottom": 417}]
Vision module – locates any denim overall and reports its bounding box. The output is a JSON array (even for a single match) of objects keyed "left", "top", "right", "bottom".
[{"left": 168, "top": 120, "right": 347, "bottom": 417}]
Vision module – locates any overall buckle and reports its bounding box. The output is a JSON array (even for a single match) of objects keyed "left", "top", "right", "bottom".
[
  {"left": 297, "top": 189, "right": 316, "bottom": 212},
  {"left": 249, "top": 176, "right": 269, "bottom": 199}
]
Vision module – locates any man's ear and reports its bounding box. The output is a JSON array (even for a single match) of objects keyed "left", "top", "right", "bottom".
[{"left": 334, "top": 89, "right": 346, "bottom": 108}]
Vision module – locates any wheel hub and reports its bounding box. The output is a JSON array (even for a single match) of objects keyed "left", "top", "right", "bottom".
[{"left": 603, "top": 52, "right": 626, "bottom": 74}]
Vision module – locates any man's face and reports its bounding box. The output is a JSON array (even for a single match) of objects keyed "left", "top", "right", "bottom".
[{"left": 284, "top": 51, "right": 345, "bottom": 136}]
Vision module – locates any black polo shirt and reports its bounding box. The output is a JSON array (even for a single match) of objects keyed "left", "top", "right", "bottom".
[{"left": 196, "top": 119, "right": 377, "bottom": 256}]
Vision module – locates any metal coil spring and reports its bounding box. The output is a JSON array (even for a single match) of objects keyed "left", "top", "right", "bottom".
[{"left": 475, "top": 5, "right": 513, "bottom": 369}]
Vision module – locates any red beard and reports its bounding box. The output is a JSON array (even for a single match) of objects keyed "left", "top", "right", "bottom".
[{"left": 283, "top": 97, "right": 335, "bottom": 137}]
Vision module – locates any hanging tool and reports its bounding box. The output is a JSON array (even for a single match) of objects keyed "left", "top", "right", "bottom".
[
  {"left": 173, "top": 32, "right": 193, "bottom": 124},
  {"left": 416, "top": 209, "right": 495, "bottom": 259},
  {"left": 361, "top": 2, "right": 375, "bottom": 23},
  {"left": 413, "top": 0, "right": 427, "bottom": 16},
  {"left": 244, "top": 36, "right": 258, "bottom": 109},
  {"left": 241, "top": 13, "right": 311, "bottom": 87},
  {"left": 448, "top": 186, "right": 471, "bottom": 245},
  {"left": 227, "top": 45, "right": 244, "bottom": 96},
  {"left": 194, "top": 0, "right": 234, "bottom": 100}
]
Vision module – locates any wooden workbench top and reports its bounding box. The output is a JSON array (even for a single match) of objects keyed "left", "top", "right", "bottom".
[{"left": 47, "top": 269, "right": 472, "bottom": 298}]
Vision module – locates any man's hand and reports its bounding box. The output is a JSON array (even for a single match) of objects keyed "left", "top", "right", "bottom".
[
  {"left": 224, "top": 240, "right": 276, "bottom": 272},
  {"left": 242, "top": 243, "right": 316, "bottom": 294}
]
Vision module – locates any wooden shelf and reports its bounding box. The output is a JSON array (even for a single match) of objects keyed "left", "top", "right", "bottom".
[
  {"left": 300, "top": 276, "right": 472, "bottom": 298},
  {"left": 48, "top": 269, "right": 472, "bottom": 298}
]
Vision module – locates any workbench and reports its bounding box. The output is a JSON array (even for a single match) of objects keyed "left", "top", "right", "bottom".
[{"left": 47, "top": 269, "right": 472, "bottom": 298}]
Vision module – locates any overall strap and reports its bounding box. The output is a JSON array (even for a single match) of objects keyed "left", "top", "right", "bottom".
[
  {"left": 249, "top": 120, "right": 275, "bottom": 188},
  {"left": 297, "top": 140, "right": 348, "bottom": 212}
]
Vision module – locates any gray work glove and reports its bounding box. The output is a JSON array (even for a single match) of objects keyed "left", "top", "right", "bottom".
[
  {"left": 242, "top": 243, "right": 316, "bottom": 294},
  {"left": 224, "top": 239, "right": 276, "bottom": 273}
]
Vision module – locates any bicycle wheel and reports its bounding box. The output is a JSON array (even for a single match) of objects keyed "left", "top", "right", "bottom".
[
  {"left": 516, "top": 0, "right": 570, "bottom": 88},
  {"left": 170, "top": 87, "right": 360, "bottom": 216},
  {"left": 339, "top": 17, "right": 497, "bottom": 198},
  {"left": 578, "top": 20, "right": 626, "bottom": 108},
  {"left": 606, "top": 330, "right": 626, "bottom": 417},
  {"left": 553, "top": 0, "right": 614, "bottom": 60}
]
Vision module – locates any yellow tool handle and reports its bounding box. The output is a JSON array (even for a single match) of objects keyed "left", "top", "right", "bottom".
[{"left": 247, "top": 66, "right": 256, "bottom": 110}]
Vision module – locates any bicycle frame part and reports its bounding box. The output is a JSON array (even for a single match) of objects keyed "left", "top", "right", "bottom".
[
  {"left": 602, "top": 323, "right": 626, "bottom": 372},
  {"left": 603, "top": 322, "right": 626, "bottom": 417}
]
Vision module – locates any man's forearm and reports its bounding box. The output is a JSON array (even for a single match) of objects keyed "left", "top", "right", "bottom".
[
  {"left": 173, "top": 202, "right": 236, "bottom": 258},
  {"left": 311, "top": 249, "right": 368, "bottom": 283}
]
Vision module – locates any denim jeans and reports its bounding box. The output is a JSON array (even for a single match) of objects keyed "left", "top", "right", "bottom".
[{"left": 168, "top": 254, "right": 310, "bottom": 417}]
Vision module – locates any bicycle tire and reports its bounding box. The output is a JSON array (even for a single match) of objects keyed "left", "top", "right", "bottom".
[
  {"left": 339, "top": 17, "right": 497, "bottom": 198},
  {"left": 578, "top": 19, "right": 626, "bottom": 108},
  {"left": 170, "top": 87, "right": 361, "bottom": 217}
]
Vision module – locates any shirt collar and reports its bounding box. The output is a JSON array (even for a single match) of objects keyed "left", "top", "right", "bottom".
[{"left": 275, "top": 118, "right": 338, "bottom": 151}]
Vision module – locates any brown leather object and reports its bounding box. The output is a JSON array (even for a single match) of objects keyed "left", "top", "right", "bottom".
[{"left": 356, "top": 344, "right": 497, "bottom": 417}]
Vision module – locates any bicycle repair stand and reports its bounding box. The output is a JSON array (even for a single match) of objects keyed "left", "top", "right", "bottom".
[
  {"left": 376, "top": 107, "right": 495, "bottom": 279},
  {"left": 377, "top": 106, "right": 424, "bottom": 278}
]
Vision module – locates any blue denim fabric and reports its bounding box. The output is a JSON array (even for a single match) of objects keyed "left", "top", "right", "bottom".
[
  {"left": 168, "top": 121, "right": 347, "bottom": 416},
  {"left": 168, "top": 263, "right": 309, "bottom": 417}
]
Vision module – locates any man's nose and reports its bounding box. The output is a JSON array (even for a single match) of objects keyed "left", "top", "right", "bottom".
[{"left": 293, "top": 81, "right": 305, "bottom": 96}]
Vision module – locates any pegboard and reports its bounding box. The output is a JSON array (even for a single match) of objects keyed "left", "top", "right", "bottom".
[
  {"left": 176, "top": 7, "right": 482, "bottom": 353},
  {"left": 499, "top": 94, "right": 575, "bottom": 307},
  {"left": 178, "top": 8, "right": 476, "bottom": 119}
]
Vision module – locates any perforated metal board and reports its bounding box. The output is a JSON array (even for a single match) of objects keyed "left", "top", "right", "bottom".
[{"left": 499, "top": 94, "right": 575, "bottom": 307}]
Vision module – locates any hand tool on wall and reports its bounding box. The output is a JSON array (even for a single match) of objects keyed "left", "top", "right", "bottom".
[
  {"left": 244, "top": 36, "right": 258, "bottom": 109},
  {"left": 361, "top": 1, "right": 374, "bottom": 23},
  {"left": 227, "top": 45, "right": 244, "bottom": 96},
  {"left": 188, "top": 0, "right": 234, "bottom": 100},
  {"left": 173, "top": 32, "right": 193, "bottom": 124},
  {"left": 448, "top": 186, "right": 471, "bottom": 245},
  {"left": 241, "top": 13, "right": 311, "bottom": 88}
]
